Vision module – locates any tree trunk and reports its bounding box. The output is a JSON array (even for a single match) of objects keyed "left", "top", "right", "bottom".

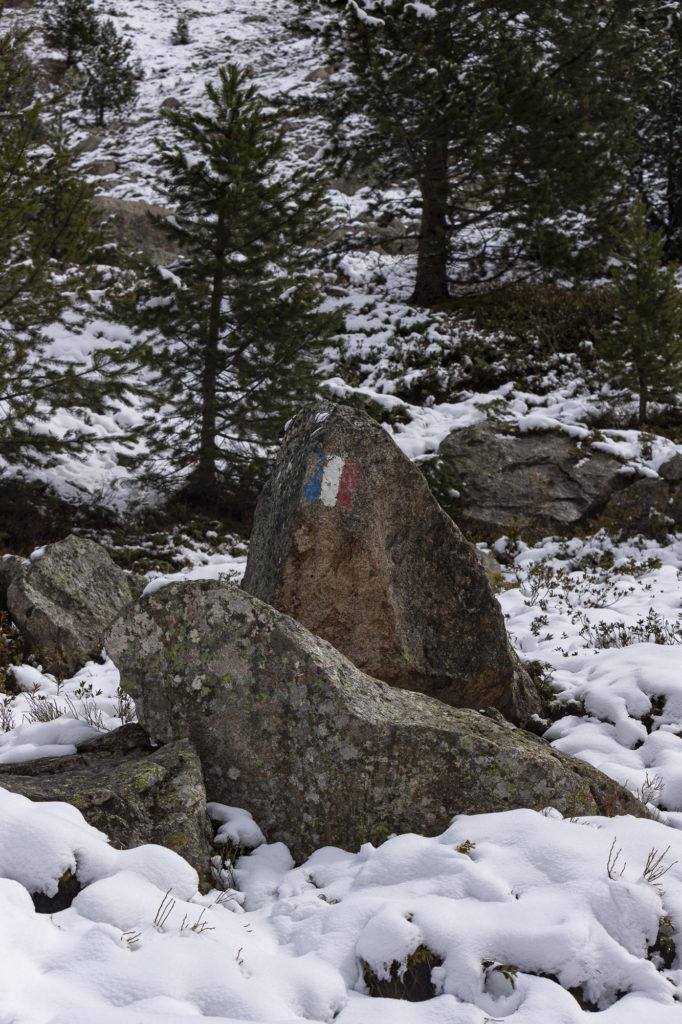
[
  {"left": 666, "top": 153, "right": 682, "bottom": 261},
  {"left": 411, "top": 138, "right": 450, "bottom": 307},
  {"left": 638, "top": 369, "right": 647, "bottom": 426},
  {"left": 193, "top": 220, "right": 226, "bottom": 498}
]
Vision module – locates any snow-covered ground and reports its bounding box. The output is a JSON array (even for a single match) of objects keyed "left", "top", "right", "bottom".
[{"left": 2, "top": 783, "right": 682, "bottom": 1024}]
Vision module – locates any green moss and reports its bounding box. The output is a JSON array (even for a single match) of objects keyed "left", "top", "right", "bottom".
[
  {"left": 362, "top": 944, "right": 443, "bottom": 1001},
  {"left": 164, "top": 831, "right": 192, "bottom": 850},
  {"left": 368, "top": 820, "right": 394, "bottom": 845}
]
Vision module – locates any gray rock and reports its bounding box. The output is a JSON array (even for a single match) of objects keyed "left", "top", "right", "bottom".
[
  {"left": 74, "top": 132, "right": 104, "bottom": 154},
  {"left": 599, "top": 477, "right": 682, "bottom": 536},
  {"left": 0, "top": 554, "right": 26, "bottom": 612},
  {"left": 304, "top": 66, "right": 336, "bottom": 83},
  {"left": 659, "top": 453, "right": 682, "bottom": 483},
  {"left": 243, "top": 401, "right": 537, "bottom": 723},
  {"left": 7, "top": 535, "right": 136, "bottom": 676},
  {"left": 93, "top": 195, "right": 179, "bottom": 265},
  {"left": 106, "top": 581, "right": 647, "bottom": 863},
  {"left": 83, "top": 158, "right": 117, "bottom": 176},
  {"left": 437, "top": 421, "right": 627, "bottom": 537},
  {"left": 0, "top": 725, "right": 213, "bottom": 889}
]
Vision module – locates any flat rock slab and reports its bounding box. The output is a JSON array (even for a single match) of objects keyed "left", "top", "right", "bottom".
[
  {"left": 0, "top": 724, "right": 213, "bottom": 889},
  {"left": 437, "top": 422, "right": 627, "bottom": 537},
  {"left": 242, "top": 401, "right": 537, "bottom": 723},
  {"left": 106, "top": 582, "right": 647, "bottom": 864},
  {"left": 600, "top": 477, "right": 682, "bottom": 537},
  {"left": 7, "top": 535, "right": 136, "bottom": 676}
]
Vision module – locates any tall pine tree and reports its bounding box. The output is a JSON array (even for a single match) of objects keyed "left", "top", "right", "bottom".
[
  {"left": 81, "top": 18, "right": 140, "bottom": 126},
  {"left": 123, "top": 64, "right": 341, "bottom": 504},
  {"left": 42, "top": 0, "right": 99, "bottom": 68},
  {"left": 632, "top": 8, "right": 682, "bottom": 261},
  {"left": 318, "top": 0, "right": 661, "bottom": 305},
  {"left": 600, "top": 199, "right": 682, "bottom": 425},
  {"left": 0, "top": 23, "right": 126, "bottom": 467}
]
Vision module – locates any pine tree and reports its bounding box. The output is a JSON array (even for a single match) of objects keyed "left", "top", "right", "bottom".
[
  {"left": 600, "top": 199, "right": 682, "bottom": 425},
  {"left": 81, "top": 18, "right": 140, "bottom": 127},
  {"left": 121, "top": 64, "right": 342, "bottom": 504},
  {"left": 318, "top": 0, "right": 662, "bottom": 305},
  {"left": 42, "top": 0, "right": 99, "bottom": 68},
  {"left": 632, "top": 9, "right": 682, "bottom": 261},
  {"left": 0, "top": 25, "right": 126, "bottom": 466},
  {"left": 170, "top": 14, "right": 191, "bottom": 46}
]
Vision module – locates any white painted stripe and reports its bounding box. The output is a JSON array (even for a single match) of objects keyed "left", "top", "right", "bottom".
[{"left": 320, "top": 455, "right": 345, "bottom": 506}]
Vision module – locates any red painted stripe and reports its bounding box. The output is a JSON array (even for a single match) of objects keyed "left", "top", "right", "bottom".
[{"left": 337, "top": 460, "right": 361, "bottom": 509}]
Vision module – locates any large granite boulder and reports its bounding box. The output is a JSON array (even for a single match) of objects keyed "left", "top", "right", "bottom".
[
  {"left": 436, "top": 421, "right": 628, "bottom": 537},
  {"left": 93, "top": 196, "right": 179, "bottom": 265},
  {"left": 242, "top": 401, "right": 537, "bottom": 723},
  {"left": 0, "top": 725, "right": 213, "bottom": 889},
  {"left": 7, "top": 535, "right": 136, "bottom": 676},
  {"left": 106, "top": 582, "right": 647, "bottom": 864}
]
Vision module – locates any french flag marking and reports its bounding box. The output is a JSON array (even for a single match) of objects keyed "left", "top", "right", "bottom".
[
  {"left": 303, "top": 452, "right": 361, "bottom": 509},
  {"left": 337, "top": 459, "right": 361, "bottom": 509},
  {"left": 320, "top": 455, "right": 345, "bottom": 506},
  {"left": 302, "top": 451, "right": 325, "bottom": 504}
]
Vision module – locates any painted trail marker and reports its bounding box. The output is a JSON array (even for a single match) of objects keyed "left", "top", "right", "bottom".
[{"left": 303, "top": 452, "right": 361, "bottom": 510}]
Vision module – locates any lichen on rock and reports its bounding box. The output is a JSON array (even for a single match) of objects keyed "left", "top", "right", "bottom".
[
  {"left": 242, "top": 400, "right": 538, "bottom": 723},
  {"left": 106, "top": 581, "right": 648, "bottom": 863}
]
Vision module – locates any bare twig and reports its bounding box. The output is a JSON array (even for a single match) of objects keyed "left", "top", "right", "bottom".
[{"left": 606, "top": 838, "right": 626, "bottom": 879}]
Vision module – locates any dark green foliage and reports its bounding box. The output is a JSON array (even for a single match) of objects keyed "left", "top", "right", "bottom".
[
  {"left": 450, "top": 284, "right": 613, "bottom": 357},
  {"left": 362, "top": 945, "right": 443, "bottom": 1001},
  {"left": 319, "top": 0, "right": 661, "bottom": 303},
  {"left": 81, "top": 18, "right": 141, "bottom": 126},
  {"left": 0, "top": 23, "right": 128, "bottom": 467},
  {"left": 42, "top": 0, "right": 99, "bottom": 68},
  {"left": 599, "top": 199, "right": 682, "bottom": 424},
  {"left": 170, "top": 14, "right": 191, "bottom": 45},
  {"left": 121, "top": 64, "right": 342, "bottom": 503},
  {"left": 633, "top": 10, "right": 682, "bottom": 261},
  {"left": 648, "top": 916, "right": 677, "bottom": 970}
]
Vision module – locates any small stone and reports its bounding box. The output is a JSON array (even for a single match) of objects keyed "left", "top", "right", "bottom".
[
  {"left": 83, "top": 158, "right": 117, "bottom": 176},
  {"left": 74, "top": 133, "right": 104, "bottom": 154}
]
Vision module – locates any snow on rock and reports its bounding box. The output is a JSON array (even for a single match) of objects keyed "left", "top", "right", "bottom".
[{"left": 208, "top": 804, "right": 266, "bottom": 850}]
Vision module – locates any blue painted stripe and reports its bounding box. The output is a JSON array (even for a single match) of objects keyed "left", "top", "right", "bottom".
[{"left": 303, "top": 451, "right": 326, "bottom": 504}]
